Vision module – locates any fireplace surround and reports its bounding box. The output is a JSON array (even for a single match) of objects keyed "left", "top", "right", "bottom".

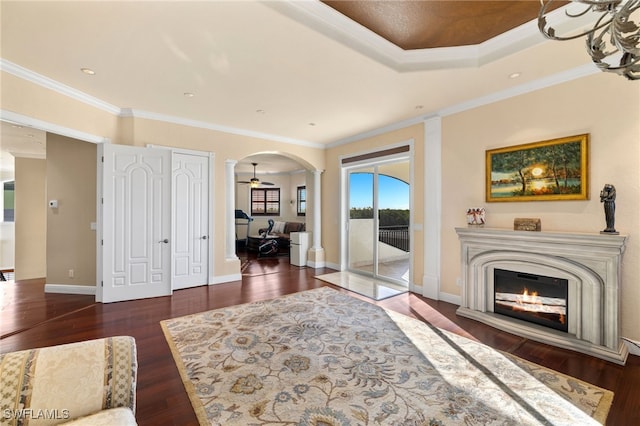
[{"left": 455, "top": 227, "right": 628, "bottom": 364}]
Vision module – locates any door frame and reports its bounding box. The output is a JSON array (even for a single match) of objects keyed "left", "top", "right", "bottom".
[{"left": 339, "top": 140, "right": 414, "bottom": 286}]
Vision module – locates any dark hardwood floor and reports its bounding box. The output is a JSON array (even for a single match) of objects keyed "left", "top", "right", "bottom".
[{"left": 1, "top": 253, "right": 638, "bottom": 425}]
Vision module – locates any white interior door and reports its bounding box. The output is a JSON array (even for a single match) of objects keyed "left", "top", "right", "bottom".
[
  {"left": 101, "top": 144, "right": 172, "bottom": 303},
  {"left": 172, "top": 152, "right": 209, "bottom": 289}
]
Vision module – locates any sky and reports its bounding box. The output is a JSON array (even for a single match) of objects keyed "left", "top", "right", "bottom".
[{"left": 349, "top": 173, "right": 410, "bottom": 210}]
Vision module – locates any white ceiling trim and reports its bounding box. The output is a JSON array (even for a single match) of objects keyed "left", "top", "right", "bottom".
[
  {"left": 1, "top": 110, "right": 109, "bottom": 144},
  {"left": 269, "top": 1, "right": 567, "bottom": 72},
  {"left": 327, "top": 116, "right": 426, "bottom": 149},
  {"left": 121, "top": 108, "right": 324, "bottom": 149},
  {"left": 439, "top": 63, "right": 599, "bottom": 117},
  {"left": 327, "top": 63, "right": 598, "bottom": 148},
  {"left": 10, "top": 152, "right": 46, "bottom": 160},
  {"left": 1, "top": 59, "right": 121, "bottom": 115},
  {"left": 2, "top": 56, "right": 597, "bottom": 151},
  {"left": 1, "top": 58, "right": 322, "bottom": 149}
]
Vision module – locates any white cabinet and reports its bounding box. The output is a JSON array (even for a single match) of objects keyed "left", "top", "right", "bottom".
[{"left": 290, "top": 232, "right": 309, "bottom": 266}]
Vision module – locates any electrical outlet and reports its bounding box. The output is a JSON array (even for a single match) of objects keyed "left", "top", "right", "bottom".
[
  {"left": 68, "top": 269, "right": 74, "bottom": 278},
  {"left": 456, "top": 277, "right": 461, "bottom": 287}
]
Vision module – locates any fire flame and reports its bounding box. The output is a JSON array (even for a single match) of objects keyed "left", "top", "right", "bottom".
[
  {"left": 516, "top": 288, "right": 541, "bottom": 306},
  {"left": 510, "top": 288, "right": 566, "bottom": 324}
]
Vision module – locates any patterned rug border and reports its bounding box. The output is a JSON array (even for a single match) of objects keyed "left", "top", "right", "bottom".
[
  {"left": 160, "top": 287, "right": 613, "bottom": 425},
  {"left": 161, "top": 321, "right": 210, "bottom": 425},
  {"left": 384, "top": 309, "right": 614, "bottom": 425},
  {"left": 507, "top": 354, "right": 613, "bottom": 424}
]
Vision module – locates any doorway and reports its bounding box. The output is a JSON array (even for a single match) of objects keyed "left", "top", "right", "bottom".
[
  {"left": 99, "top": 145, "right": 213, "bottom": 302},
  {"left": 342, "top": 148, "right": 412, "bottom": 297}
]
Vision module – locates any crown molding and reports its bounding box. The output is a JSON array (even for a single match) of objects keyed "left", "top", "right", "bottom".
[
  {"left": 0, "top": 109, "right": 109, "bottom": 144},
  {"left": 326, "top": 116, "right": 426, "bottom": 149},
  {"left": 2, "top": 57, "right": 597, "bottom": 152},
  {"left": 1, "top": 58, "right": 322, "bottom": 149},
  {"left": 327, "top": 63, "right": 598, "bottom": 148},
  {"left": 120, "top": 108, "right": 324, "bottom": 149},
  {"left": 439, "top": 63, "right": 599, "bottom": 117},
  {"left": 1, "top": 59, "right": 121, "bottom": 115},
  {"left": 268, "top": 1, "right": 574, "bottom": 72},
  {"left": 9, "top": 152, "right": 46, "bottom": 160}
]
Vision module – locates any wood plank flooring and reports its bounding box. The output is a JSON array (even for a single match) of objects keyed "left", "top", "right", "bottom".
[{"left": 1, "top": 255, "right": 638, "bottom": 425}]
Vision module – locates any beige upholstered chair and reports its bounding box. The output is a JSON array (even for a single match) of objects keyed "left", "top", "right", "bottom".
[{"left": 0, "top": 336, "right": 137, "bottom": 425}]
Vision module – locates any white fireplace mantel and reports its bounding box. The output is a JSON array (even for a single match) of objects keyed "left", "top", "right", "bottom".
[{"left": 455, "top": 227, "right": 628, "bottom": 364}]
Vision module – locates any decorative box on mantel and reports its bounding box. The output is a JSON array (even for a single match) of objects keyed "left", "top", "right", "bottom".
[{"left": 455, "top": 227, "right": 628, "bottom": 364}]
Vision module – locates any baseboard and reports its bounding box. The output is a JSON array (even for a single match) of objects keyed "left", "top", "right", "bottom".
[
  {"left": 44, "top": 283, "right": 96, "bottom": 295},
  {"left": 210, "top": 273, "right": 242, "bottom": 285},
  {"left": 622, "top": 337, "right": 640, "bottom": 356},
  {"left": 307, "top": 260, "right": 327, "bottom": 268},
  {"left": 323, "top": 261, "right": 340, "bottom": 271},
  {"left": 421, "top": 274, "right": 439, "bottom": 300},
  {"left": 438, "top": 291, "right": 461, "bottom": 306}
]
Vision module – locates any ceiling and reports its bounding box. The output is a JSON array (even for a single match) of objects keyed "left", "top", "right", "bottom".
[
  {"left": 1, "top": 1, "right": 588, "bottom": 174},
  {"left": 323, "top": 1, "right": 566, "bottom": 49}
]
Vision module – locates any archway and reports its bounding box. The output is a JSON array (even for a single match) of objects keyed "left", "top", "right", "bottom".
[{"left": 231, "top": 152, "right": 322, "bottom": 267}]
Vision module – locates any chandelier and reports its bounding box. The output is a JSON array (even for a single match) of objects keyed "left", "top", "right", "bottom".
[{"left": 538, "top": 0, "right": 640, "bottom": 80}]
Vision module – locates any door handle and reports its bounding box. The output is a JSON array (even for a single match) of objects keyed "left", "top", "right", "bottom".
[
  {"left": 159, "top": 239, "right": 169, "bottom": 244},
  {"left": 201, "top": 236, "right": 208, "bottom": 240}
]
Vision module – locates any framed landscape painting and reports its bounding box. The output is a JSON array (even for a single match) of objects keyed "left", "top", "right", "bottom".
[{"left": 486, "top": 134, "right": 589, "bottom": 202}]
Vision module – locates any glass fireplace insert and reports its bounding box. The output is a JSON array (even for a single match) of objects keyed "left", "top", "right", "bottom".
[{"left": 493, "top": 268, "right": 568, "bottom": 332}]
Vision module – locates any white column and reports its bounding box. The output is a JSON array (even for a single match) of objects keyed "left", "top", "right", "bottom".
[
  {"left": 308, "top": 169, "right": 325, "bottom": 267},
  {"left": 311, "top": 169, "right": 322, "bottom": 250},
  {"left": 225, "top": 159, "right": 239, "bottom": 261},
  {"left": 423, "top": 116, "right": 442, "bottom": 300}
]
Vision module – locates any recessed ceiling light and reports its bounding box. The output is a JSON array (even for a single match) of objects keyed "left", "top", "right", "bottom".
[
  {"left": 509, "top": 72, "right": 521, "bottom": 79},
  {"left": 183, "top": 92, "right": 195, "bottom": 98},
  {"left": 80, "top": 68, "right": 95, "bottom": 75},
  {"left": 256, "top": 109, "right": 265, "bottom": 114}
]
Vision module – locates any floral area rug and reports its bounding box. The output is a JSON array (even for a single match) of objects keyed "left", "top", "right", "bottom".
[{"left": 160, "top": 287, "right": 612, "bottom": 425}]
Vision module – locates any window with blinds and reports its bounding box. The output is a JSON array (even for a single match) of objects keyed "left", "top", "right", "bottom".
[
  {"left": 251, "top": 188, "right": 280, "bottom": 216},
  {"left": 297, "top": 186, "right": 306, "bottom": 216}
]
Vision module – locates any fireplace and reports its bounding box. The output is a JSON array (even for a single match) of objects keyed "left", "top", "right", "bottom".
[
  {"left": 493, "top": 269, "right": 568, "bottom": 332},
  {"left": 455, "top": 227, "right": 628, "bottom": 364}
]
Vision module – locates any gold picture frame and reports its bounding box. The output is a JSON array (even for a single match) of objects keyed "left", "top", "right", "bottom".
[{"left": 486, "top": 134, "right": 589, "bottom": 202}]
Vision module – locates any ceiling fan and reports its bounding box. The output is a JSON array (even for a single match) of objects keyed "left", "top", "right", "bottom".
[{"left": 238, "top": 162, "right": 275, "bottom": 187}]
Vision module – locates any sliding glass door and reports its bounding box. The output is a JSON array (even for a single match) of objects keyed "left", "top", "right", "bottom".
[
  {"left": 347, "top": 157, "right": 410, "bottom": 286},
  {"left": 376, "top": 162, "right": 410, "bottom": 283},
  {"left": 348, "top": 166, "right": 375, "bottom": 276}
]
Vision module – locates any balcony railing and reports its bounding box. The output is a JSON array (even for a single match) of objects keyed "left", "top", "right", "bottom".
[{"left": 378, "top": 225, "right": 409, "bottom": 252}]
